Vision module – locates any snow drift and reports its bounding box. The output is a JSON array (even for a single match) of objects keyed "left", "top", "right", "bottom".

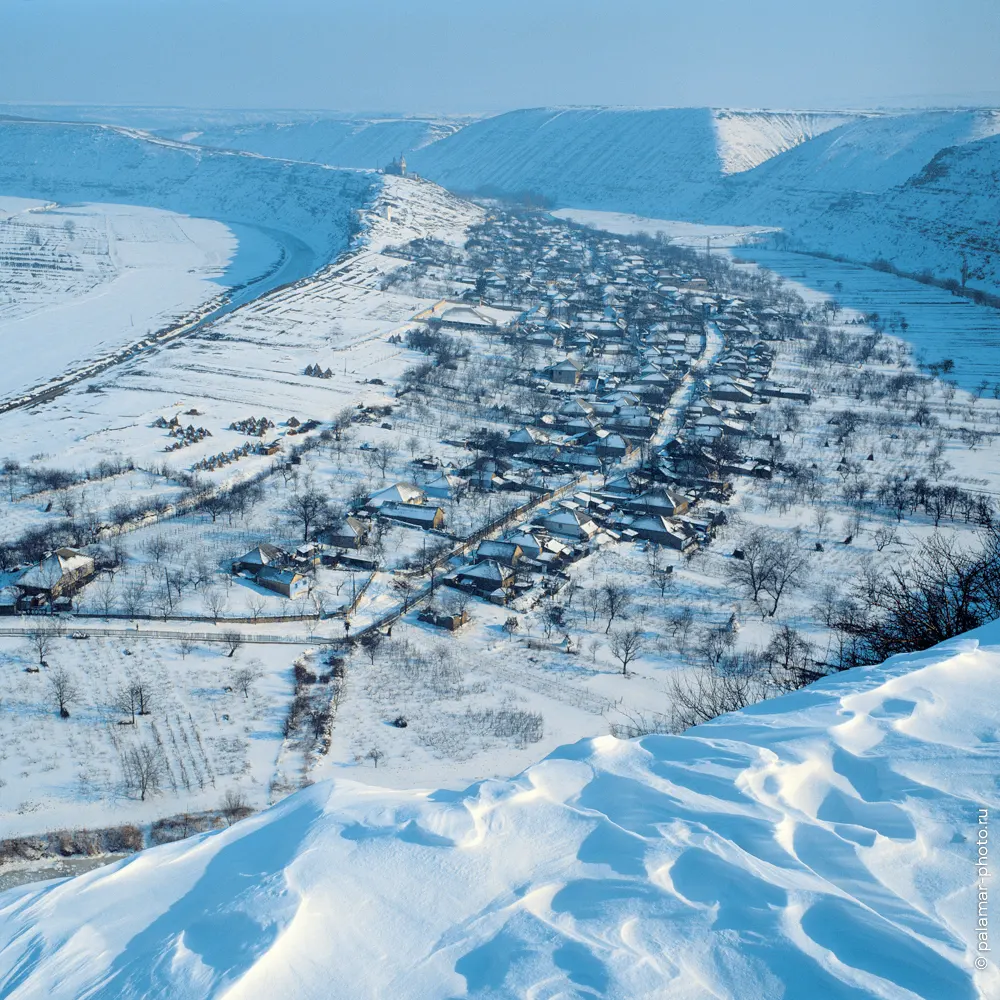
[
  {"left": 2, "top": 625, "right": 997, "bottom": 999},
  {"left": 0, "top": 121, "right": 376, "bottom": 271}
]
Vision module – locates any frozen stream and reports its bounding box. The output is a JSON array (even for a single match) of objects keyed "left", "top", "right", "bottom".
[{"left": 0, "top": 854, "right": 127, "bottom": 893}]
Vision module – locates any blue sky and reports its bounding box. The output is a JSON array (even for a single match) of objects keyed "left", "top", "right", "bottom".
[{"left": 1, "top": 0, "right": 998, "bottom": 112}]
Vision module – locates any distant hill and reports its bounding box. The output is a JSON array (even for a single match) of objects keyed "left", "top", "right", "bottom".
[
  {"left": 174, "top": 116, "right": 468, "bottom": 170},
  {"left": 711, "top": 110, "right": 1000, "bottom": 291},
  {"left": 405, "top": 106, "right": 1000, "bottom": 294},
  {"left": 407, "top": 106, "right": 857, "bottom": 215}
]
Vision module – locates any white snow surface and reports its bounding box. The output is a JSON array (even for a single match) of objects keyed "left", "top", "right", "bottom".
[
  {"left": 712, "top": 109, "right": 857, "bottom": 174},
  {"left": 2, "top": 625, "right": 996, "bottom": 999},
  {"left": 0, "top": 201, "right": 236, "bottom": 398}
]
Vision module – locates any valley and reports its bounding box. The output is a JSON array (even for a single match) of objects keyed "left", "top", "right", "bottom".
[{"left": 1, "top": 75, "right": 998, "bottom": 998}]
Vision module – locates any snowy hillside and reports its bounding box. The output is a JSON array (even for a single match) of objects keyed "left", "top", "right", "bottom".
[
  {"left": 717, "top": 111, "right": 1000, "bottom": 292},
  {"left": 2, "top": 626, "right": 996, "bottom": 999},
  {"left": 721, "top": 109, "right": 1000, "bottom": 198},
  {"left": 785, "top": 127, "right": 1000, "bottom": 292},
  {"left": 407, "top": 107, "right": 855, "bottom": 217},
  {"left": 712, "top": 108, "right": 857, "bottom": 174},
  {"left": 0, "top": 122, "right": 375, "bottom": 270},
  {"left": 175, "top": 116, "right": 467, "bottom": 169}
]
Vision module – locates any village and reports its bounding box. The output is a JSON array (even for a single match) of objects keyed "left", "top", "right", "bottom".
[{"left": 2, "top": 180, "right": 1000, "bottom": 856}]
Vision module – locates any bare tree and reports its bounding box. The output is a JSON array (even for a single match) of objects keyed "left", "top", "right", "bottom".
[
  {"left": 233, "top": 664, "right": 262, "bottom": 699},
  {"left": 27, "top": 627, "right": 56, "bottom": 665},
  {"left": 222, "top": 630, "right": 243, "bottom": 658},
  {"left": 666, "top": 666, "right": 772, "bottom": 731},
  {"left": 220, "top": 788, "right": 251, "bottom": 826},
  {"left": 873, "top": 525, "right": 898, "bottom": 552},
  {"left": 360, "top": 630, "right": 385, "bottom": 665},
  {"left": 765, "top": 624, "right": 817, "bottom": 691},
  {"left": 284, "top": 486, "right": 330, "bottom": 542},
  {"left": 94, "top": 578, "right": 117, "bottom": 617},
  {"left": 372, "top": 444, "right": 397, "bottom": 480},
  {"left": 366, "top": 746, "right": 385, "bottom": 768},
  {"left": 645, "top": 545, "right": 674, "bottom": 598},
  {"left": 761, "top": 540, "right": 810, "bottom": 618},
  {"left": 601, "top": 581, "right": 631, "bottom": 634},
  {"left": 246, "top": 594, "right": 267, "bottom": 623},
  {"left": 119, "top": 579, "right": 148, "bottom": 618},
  {"left": 132, "top": 676, "right": 152, "bottom": 716},
  {"left": 178, "top": 637, "right": 196, "bottom": 659},
  {"left": 725, "top": 528, "right": 809, "bottom": 617},
  {"left": 121, "top": 743, "right": 163, "bottom": 801},
  {"left": 49, "top": 666, "right": 78, "bottom": 718},
  {"left": 144, "top": 534, "right": 170, "bottom": 564},
  {"left": 115, "top": 680, "right": 140, "bottom": 725},
  {"left": 203, "top": 588, "right": 228, "bottom": 624},
  {"left": 813, "top": 507, "right": 831, "bottom": 542},
  {"left": 608, "top": 626, "right": 644, "bottom": 676},
  {"left": 391, "top": 573, "right": 416, "bottom": 609}
]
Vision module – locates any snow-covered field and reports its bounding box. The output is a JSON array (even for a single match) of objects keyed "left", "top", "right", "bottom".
[
  {"left": 1, "top": 625, "right": 995, "bottom": 999},
  {"left": 0, "top": 199, "right": 237, "bottom": 399},
  {"left": 731, "top": 248, "right": 1000, "bottom": 391},
  {"left": 552, "top": 207, "right": 777, "bottom": 247},
  {"left": 0, "top": 635, "right": 298, "bottom": 837},
  {"left": 1, "top": 165, "right": 999, "bottom": 1000}
]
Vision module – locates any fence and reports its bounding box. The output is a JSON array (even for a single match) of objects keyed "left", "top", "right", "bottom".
[{"left": 0, "top": 626, "right": 339, "bottom": 646}]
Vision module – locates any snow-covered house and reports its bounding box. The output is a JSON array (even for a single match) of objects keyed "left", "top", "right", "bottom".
[
  {"left": 630, "top": 516, "right": 695, "bottom": 550},
  {"left": 452, "top": 560, "right": 514, "bottom": 598},
  {"left": 537, "top": 508, "right": 599, "bottom": 540},
  {"left": 379, "top": 502, "right": 445, "bottom": 530},
  {"left": 424, "top": 472, "right": 466, "bottom": 500},
  {"left": 506, "top": 427, "right": 547, "bottom": 453},
  {"left": 319, "top": 517, "right": 369, "bottom": 550},
  {"left": 474, "top": 541, "right": 524, "bottom": 567},
  {"left": 627, "top": 488, "right": 690, "bottom": 518},
  {"left": 435, "top": 305, "right": 498, "bottom": 331},
  {"left": 255, "top": 566, "right": 309, "bottom": 599},
  {"left": 544, "top": 358, "right": 585, "bottom": 385},
  {"left": 232, "top": 544, "right": 286, "bottom": 576},
  {"left": 367, "top": 483, "right": 425, "bottom": 509},
  {"left": 16, "top": 548, "right": 95, "bottom": 599}
]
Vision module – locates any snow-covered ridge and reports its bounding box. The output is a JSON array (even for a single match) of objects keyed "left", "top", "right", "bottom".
[
  {"left": 406, "top": 107, "right": 861, "bottom": 216},
  {"left": 175, "top": 107, "right": 850, "bottom": 179},
  {"left": 170, "top": 116, "right": 468, "bottom": 168},
  {"left": 3, "top": 625, "right": 996, "bottom": 999}
]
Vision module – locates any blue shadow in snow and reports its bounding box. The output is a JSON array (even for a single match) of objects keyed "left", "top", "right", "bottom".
[{"left": 89, "top": 795, "right": 321, "bottom": 999}]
